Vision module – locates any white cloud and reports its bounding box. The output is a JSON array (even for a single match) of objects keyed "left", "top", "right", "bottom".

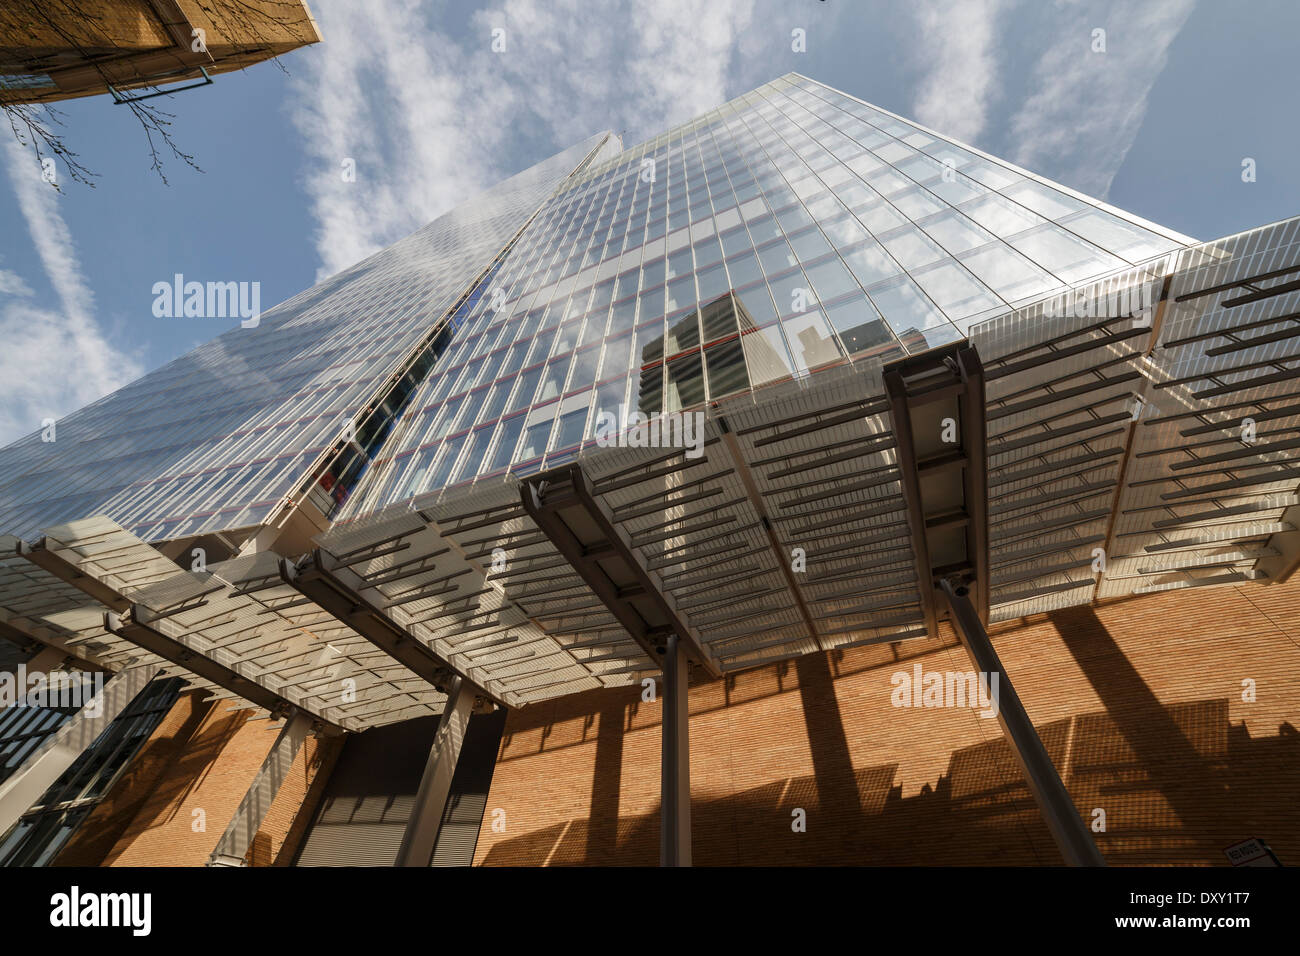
[
  {"left": 0, "top": 265, "right": 31, "bottom": 297},
  {"left": 909, "top": 0, "right": 1010, "bottom": 146},
  {"left": 0, "top": 138, "right": 142, "bottom": 444},
  {"left": 1009, "top": 0, "right": 1195, "bottom": 199},
  {"left": 289, "top": 0, "right": 771, "bottom": 280}
]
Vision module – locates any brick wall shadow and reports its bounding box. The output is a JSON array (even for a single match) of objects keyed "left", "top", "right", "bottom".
[
  {"left": 52, "top": 692, "right": 216, "bottom": 866},
  {"left": 477, "top": 696, "right": 1299, "bottom": 866}
]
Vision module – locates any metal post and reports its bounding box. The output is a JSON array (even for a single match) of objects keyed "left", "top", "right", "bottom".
[
  {"left": 0, "top": 663, "right": 159, "bottom": 839},
  {"left": 660, "top": 634, "right": 691, "bottom": 867},
  {"left": 939, "top": 579, "right": 1105, "bottom": 866},
  {"left": 207, "top": 710, "right": 313, "bottom": 866},
  {"left": 395, "top": 676, "right": 474, "bottom": 867}
]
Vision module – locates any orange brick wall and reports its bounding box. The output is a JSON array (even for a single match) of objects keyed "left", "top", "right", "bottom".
[
  {"left": 54, "top": 691, "right": 215, "bottom": 867},
  {"left": 472, "top": 579, "right": 1300, "bottom": 866}
]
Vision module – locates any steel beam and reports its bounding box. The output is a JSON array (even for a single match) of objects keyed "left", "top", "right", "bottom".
[
  {"left": 280, "top": 552, "right": 502, "bottom": 707},
  {"left": 106, "top": 606, "right": 342, "bottom": 731},
  {"left": 394, "top": 676, "right": 476, "bottom": 867},
  {"left": 19, "top": 539, "right": 130, "bottom": 613},
  {"left": 0, "top": 663, "right": 159, "bottom": 839},
  {"left": 939, "top": 578, "right": 1105, "bottom": 867},
  {"left": 207, "top": 711, "right": 315, "bottom": 866},
  {"left": 520, "top": 464, "right": 719, "bottom": 676},
  {"left": 955, "top": 346, "right": 991, "bottom": 623},
  {"left": 659, "top": 634, "right": 691, "bottom": 867}
]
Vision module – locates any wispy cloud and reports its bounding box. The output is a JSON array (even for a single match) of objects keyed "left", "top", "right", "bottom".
[
  {"left": 0, "top": 264, "right": 31, "bottom": 297},
  {"left": 1009, "top": 0, "right": 1196, "bottom": 198},
  {"left": 289, "top": 0, "right": 772, "bottom": 280},
  {"left": 909, "top": 0, "right": 1010, "bottom": 146},
  {"left": 0, "top": 139, "right": 142, "bottom": 444}
]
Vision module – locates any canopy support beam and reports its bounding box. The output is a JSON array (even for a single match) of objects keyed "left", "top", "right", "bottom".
[
  {"left": 939, "top": 578, "right": 1105, "bottom": 867},
  {"left": 659, "top": 633, "right": 691, "bottom": 867},
  {"left": 395, "top": 676, "right": 476, "bottom": 866},
  {"left": 207, "top": 710, "right": 315, "bottom": 866}
]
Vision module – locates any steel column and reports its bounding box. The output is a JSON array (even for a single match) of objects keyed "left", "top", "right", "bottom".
[
  {"left": 0, "top": 663, "right": 159, "bottom": 839},
  {"left": 939, "top": 578, "right": 1105, "bottom": 867},
  {"left": 395, "top": 676, "right": 475, "bottom": 867},
  {"left": 659, "top": 634, "right": 691, "bottom": 867},
  {"left": 207, "top": 710, "right": 314, "bottom": 866}
]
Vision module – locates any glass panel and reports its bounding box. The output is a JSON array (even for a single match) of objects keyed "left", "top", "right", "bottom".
[
  {"left": 666, "top": 309, "right": 701, "bottom": 354},
  {"left": 1059, "top": 208, "right": 1182, "bottom": 261},
  {"left": 487, "top": 415, "right": 526, "bottom": 472},
  {"left": 517, "top": 413, "right": 555, "bottom": 462},
  {"left": 634, "top": 319, "right": 665, "bottom": 365},
  {"left": 958, "top": 243, "right": 1062, "bottom": 302},
  {"left": 878, "top": 225, "right": 946, "bottom": 270},
  {"left": 508, "top": 365, "right": 543, "bottom": 413},
  {"left": 427, "top": 434, "right": 467, "bottom": 490},
  {"left": 1006, "top": 224, "right": 1126, "bottom": 284},
  {"left": 805, "top": 257, "right": 861, "bottom": 302},
  {"left": 867, "top": 275, "right": 950, "bottom": 333},
  {"left": 700, "top": 293, "right": 739, "bottom": 342},
  {"left": 537, "top": 356, "right": 571, "bottom": 403},
  {"left": 568, "top": 346, "right": 601, "bottom": 391},
  {"left": 705, "top": 338, "right": 750, "bottom": 399},
  {"left": 552, "top": 402, "right": 590, "bottom": 451},
  {"left": 726, "top": 249, "right": 762, "bottom": 288},
  {"left": 634, "top": 363, "right": 664, "bottom": 416},
  {"left": 592, "top": 376, "right": 629, "bottom": 433},
  {"left": 919, "top": 209, "right": 996, "bottom": 255},
  {"left": 782, "top": 308, "right": 843, "bottom": 370},
  {"left": 910, "top": 260, "right": 1003, "bottom": 319},
  {"left": 742, "top": 324, "right": 797, "bottom": 385},
  {"left": 600, "top": 332, "right": 632, "bottom": 380},
  {"left": 959, "top": 192, "right": 1045, "bottom": 237},
  {"left": 825, "top": 297, "right": 895, "bottom": 356},
  {"left": 842, "top": 241, "right": 902, "bottom": 287},
  {"left": 665, "top": 352, "right": 706, "bottom": 411},
  {"left": 1001, "top": 179, "right": 1087, "bottom": 219},
  {"left": 454, "top": 426, "right": 495, "bottom": 482}
]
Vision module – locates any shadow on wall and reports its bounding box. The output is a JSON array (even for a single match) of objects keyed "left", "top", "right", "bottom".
[
  {"left": 480, "top": 605, "right": 1299, "bottom": 866},
  {"left": 481, "top": 697, "right": 1298, "bottom": 866}
]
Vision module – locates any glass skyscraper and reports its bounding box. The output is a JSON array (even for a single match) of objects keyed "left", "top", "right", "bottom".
[
  {"left": 0, "top": 73, "right": 1187, "bottom": 543},
  {"left": 332, "top": 73, "right": 1190, "bottom": 519}
]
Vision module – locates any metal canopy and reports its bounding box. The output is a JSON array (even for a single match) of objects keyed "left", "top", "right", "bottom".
[
  {"left": 519, "top": 464, "right": 720, "bottom": 677},
  {"left": 0, "top": 522, "right": 221, "bottom": 690},
  {"left": 0, "top": 218, "right": 1296, "bottom": 722},
  {"left": 121, "top": 549, "right": 446, "bottom": 731},
  {"left": 309, "top": 489, "right": 657, "bottom": 708}
]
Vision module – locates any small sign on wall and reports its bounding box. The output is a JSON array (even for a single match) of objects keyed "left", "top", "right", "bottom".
[{"left": 1223, "top": 838, "right": 1281, "bottom": 867}]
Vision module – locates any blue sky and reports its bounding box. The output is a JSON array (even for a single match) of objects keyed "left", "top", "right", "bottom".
[{"left": 1, "top": 0, "right": 1297, "bottom": 444}]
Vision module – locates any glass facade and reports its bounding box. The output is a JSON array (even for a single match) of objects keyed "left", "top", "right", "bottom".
[
  {"left": 0, "top": 676, "right": 182, "bottom": 866},
  {"left": 0, "top": 132, "right": 618, "bottom": 542},
  {"left": 336, "top": 74, "right": 1189, "bottom": 518},
  {"left": 0, "top": 73, "right": 1191, "bottom": 542}
]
